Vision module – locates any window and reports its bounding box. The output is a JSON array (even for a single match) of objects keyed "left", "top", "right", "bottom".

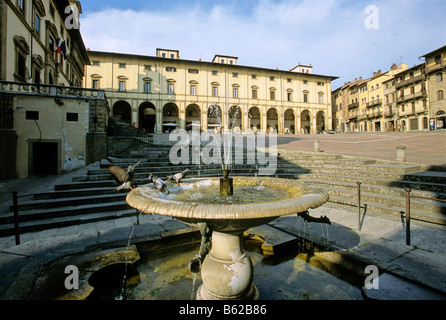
[
  {"left": 170, "top": 54, "right": 175, "bottom": 59},
  {"left": 303, "top": 80, "right": 308, "bottom": 84},
  {"left": 287, "top": 78, "right": 292, "bottom": 83},
  {"left": 18, "top": 0, "right": 25, "bottom": 13},
  {"left": 303, "top": 92, "right": 308, "bottom": 103},
  {"left": 317, "top": 81, "right": 325, "bottom": 86},
  {"left": 49, "top": 5, "right": 55, "bottom": 18},
  {"left": 119, "top": 81, "right": 126, "bottom": 92},
  {"left": 435, "top": 55, "right": 441, "bottom": 64},
  {"left": 232, "top": 73, "right": 238, "bottom": 78},
  {"left": 168, "top": 83, "right": 174, "bottom": 94},
  {"left": 166, "top": 67, "right": 176, "bottom": 72},
  {"left": 438, "top": 90, "right": 444, "bottom": 101},
  {"left": 48, "top": 36, "right": 54, "bottom": 51},
  {"left": 437, "top": 73, "right": 443, "bottom": 83},
  {"left": 188, "top": 69, "right": 199, "bottom": 74},
  {"left": 66, "top": 113, "right": 79, "bottom": 122},
  {"left": 144, "top": 65, "right": 151, "bottom": 71},
  {"left": 35, "top": 14, "right": 41, "bottom": 35},
  {"left": 212, "top": 70, "right": 218, "bottom": 76},
  {"left": 93, "top": 61, "right": 100, "bottom": 66},
  {"left": 287, "top": 92, "right": 292, "bottom": 102},
  {"left": 17, "top": 52, "right": 27, "bottom": 80},
  {"left": 144, "top": 82, "right": 151, "bottom": 93},
  {"left": 190, "top": 85, "right": 196, "bottom": 96},
  {"left": 270, "top": 90, "right": 275, "bottom": 101},
  {"left": 270, "top": 76, "right": 275, "bottom": 81},
  {"left": 252, "top": 74, "right": 257, "bottom": 79},
  {"left": 212, "top": 87, "right": 218, "bottom": 97},
  {"left": 233, "top": 88, "right": 238, "bottom": 98},
  {"left": 318, "top": 94, "right": 324, "bottom": 104},
  {"left": 119, "top": 63, "right": 126, "bottom": 68},
  {"left": 26, "top": 111, "right": 39, "bottom": 120},
  {"left": 92, "top": 79, "right": 99, "bottom": 89},
  {"left": 252, "top": 89, "right": 257, "bottom": 99}
]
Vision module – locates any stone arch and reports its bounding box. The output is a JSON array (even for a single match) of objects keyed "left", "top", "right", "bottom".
[
  {"left": 228, "top": 105, "right": 242, "bottom": 132},
  {"left": 113, "top": 100, "right": 132, "bottom": 123},
  {"left": 284, "top": 109, "right": 295, "bottom": 134},
  {"left": 267, "top": 108, "right": 278, "bottom": 133},
  {"left": 139, "top": 102, "right": 156, "bottom": 133},
  {"left": 163, "top": 103, "right": 179, "bottom": 133},
  {"left": 316, "top": 110, "right": 326, "bottom": 133},
  {"left": 248, "top": 107, "right": 261, "bottom": 130},
  {"left": 186, "top": 104, "right": 201, "bottom": 130},
  {"left": 207, "top": 104, "right": 222, "bottom": 132},
  {"left": 301, "top": 110, "right": 311, "bottom": 134}
]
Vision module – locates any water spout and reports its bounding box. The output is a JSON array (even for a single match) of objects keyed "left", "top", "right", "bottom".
[{"left": 298, "top": 211, "right": 331, "bottom": 225}]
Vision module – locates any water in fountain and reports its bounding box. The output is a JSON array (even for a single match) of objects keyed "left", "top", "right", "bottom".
[{"left": 115, "top": 211, "right": 143, "bottom": 300}]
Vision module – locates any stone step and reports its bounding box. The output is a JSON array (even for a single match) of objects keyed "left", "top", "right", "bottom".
[
  {"left": 299, "top": 174, "right": 446, "bottom": 193},
  {"left": 327, "top": 195, "right": 446, "bottom": 225},
  {"left": 10, "top": 193, "right": 127, "bottom": 212},
  {"left": 322, "top": 186, "right": 445, "bottom": 215},
  {"left": 0, "top": 200, "right": 132, "bottom": 234},
  {"left": 0, "top": 209, "right": 138, "bottom": 237}
]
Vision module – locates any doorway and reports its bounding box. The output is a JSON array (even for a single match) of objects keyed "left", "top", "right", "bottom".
[{"left": 32, "top": 142, "right": 58, "bottom": 175}]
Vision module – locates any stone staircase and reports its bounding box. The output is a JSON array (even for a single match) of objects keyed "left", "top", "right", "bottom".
[{"left": 1, "top": 142, "right": 445, "bottom": 237}]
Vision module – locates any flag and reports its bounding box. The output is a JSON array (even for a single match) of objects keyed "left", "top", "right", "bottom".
[{"left": 55, "top": 40, "right": 67, "bottom": 60}]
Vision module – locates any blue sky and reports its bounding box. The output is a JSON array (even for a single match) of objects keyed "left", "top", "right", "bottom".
[{"left": 79, "top": 0, "right": 446, "bottom": 89}]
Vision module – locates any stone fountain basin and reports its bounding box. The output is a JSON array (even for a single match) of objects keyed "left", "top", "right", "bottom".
[{"left": 126, "top": 177, "right": 329, "bottom": 232}]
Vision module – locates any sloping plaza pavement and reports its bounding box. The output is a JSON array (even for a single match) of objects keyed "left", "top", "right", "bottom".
[{"left": 0, "top": 132, "right": 445, "bottom": 300}]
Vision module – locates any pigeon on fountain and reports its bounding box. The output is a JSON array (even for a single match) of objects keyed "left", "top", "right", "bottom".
[
  {"left": 149, "top": 173, "right": 170, "bottom": 194},
  {"left": 108, "top": 160, "right": 141, "bottom": 191},
  {"left": 166, "top": 168, "right": 190, "bottom": 184}
]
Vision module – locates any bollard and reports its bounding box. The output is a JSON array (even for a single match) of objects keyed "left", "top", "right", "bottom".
[
  {"left": 12, "top": 191, "right": 20, "bottom": 245},
  {"left": 357, "top": 182, "right": 361, "bottom": 231},
  {"left": 314, "top": 140, "right": 320, "bottom": 152},
  {"left": 396, "top": 145, "right": 406, "bottom": 162},
  {"left": 405, "top": 188, "right": 411, "bottom": 246}
]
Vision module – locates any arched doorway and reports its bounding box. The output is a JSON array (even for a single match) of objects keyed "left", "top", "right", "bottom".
[
  {"left": 228, "top": 105, "right": 242, "bottom": 132},
  {"left": 208, "top": 104, "right": 222, "bottom": 133},
  {"left": 301, "top": 110, "right": 311, "bottom": 134},
  {"left": 139, "top": 102, "right": 156, "bottom": 133},
  {"left": 113, "top": 100, "right": 132, "bottom": 123},
  {"left": 316, "top": 111, "right": 326, "bottom": 133},
  {"left": 435, "top": 110, "right": 446, "bottom": 129},
  {"left": 267, "top": 108, "right": 278, "bottom": 133},
  {"left": 284, "top": 109, "right": 295, "bottom": 134},
  {"left": 186, "top": 104, "right": 201, "bottom": 131},
  {"left": 163, "top": 103, "right": 179, "bottom": 133},
  {"left": 248, "top": 107, "right": 261, "bottom": 131}
]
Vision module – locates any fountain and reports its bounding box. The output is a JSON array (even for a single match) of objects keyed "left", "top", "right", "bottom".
[
  {"left": 126, "top": 100, "right": 330, "bottom": 300},
  {"left": 126, "top": 176, "right": 330, "bottom": 300}
]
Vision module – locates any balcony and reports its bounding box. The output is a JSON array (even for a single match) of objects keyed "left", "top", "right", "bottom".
[
  {"left": 368, "top": 111, "right": 381, "bottom": 119},
  {"left": 366, "top": 99, "right": 382, "bottom": 108},
  {"left": 384, "top": 110, "right": 394, "bottom": 118},
  {"left": 0, "top": 81, "right": 106, "bottom": 100},
  {"left": 395, "top": 74, "right": 426, "bottom": 89},
  {"left": 396, "top": 90, "right": 427, "bottom": 103},
  {"left": 348, "top": 101, "right": 359, "bottom": 109}
]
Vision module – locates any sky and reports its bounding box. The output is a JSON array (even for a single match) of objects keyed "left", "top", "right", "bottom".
[{"left": 78, "top": 0, "right": 446, "bottom": 89}]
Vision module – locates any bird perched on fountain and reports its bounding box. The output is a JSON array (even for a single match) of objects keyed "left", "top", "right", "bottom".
[
  {"left": 166, "top": 168, "right": 190, "bottom": 185},
  {"left": 108, "top": 160, "right": 141, "bottom": 191},
  {"left": 149, "top": 173, "right": 170, "bottom": 194}
]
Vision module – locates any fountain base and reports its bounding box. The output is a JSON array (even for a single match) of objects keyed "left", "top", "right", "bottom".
[{"left": 196, "top": 231, "right": 259, "bottom": 300}]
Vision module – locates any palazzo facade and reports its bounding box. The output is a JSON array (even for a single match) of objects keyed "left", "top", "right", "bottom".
[{"left": 85, "top": 49, "right": 337, "bottom": 134}]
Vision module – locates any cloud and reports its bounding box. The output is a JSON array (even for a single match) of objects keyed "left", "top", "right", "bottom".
[{"left": 80, "top": 0, "right": 446, "bottom": 88}]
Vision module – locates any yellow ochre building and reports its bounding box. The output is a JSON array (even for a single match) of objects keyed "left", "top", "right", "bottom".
[{"left": 84, "top": 49, "right": 337, "bottom": 135}]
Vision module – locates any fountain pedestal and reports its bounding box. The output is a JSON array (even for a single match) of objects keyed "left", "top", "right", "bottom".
[{"left": 197, "top": 231, "right": 259, "bottom": 300}]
